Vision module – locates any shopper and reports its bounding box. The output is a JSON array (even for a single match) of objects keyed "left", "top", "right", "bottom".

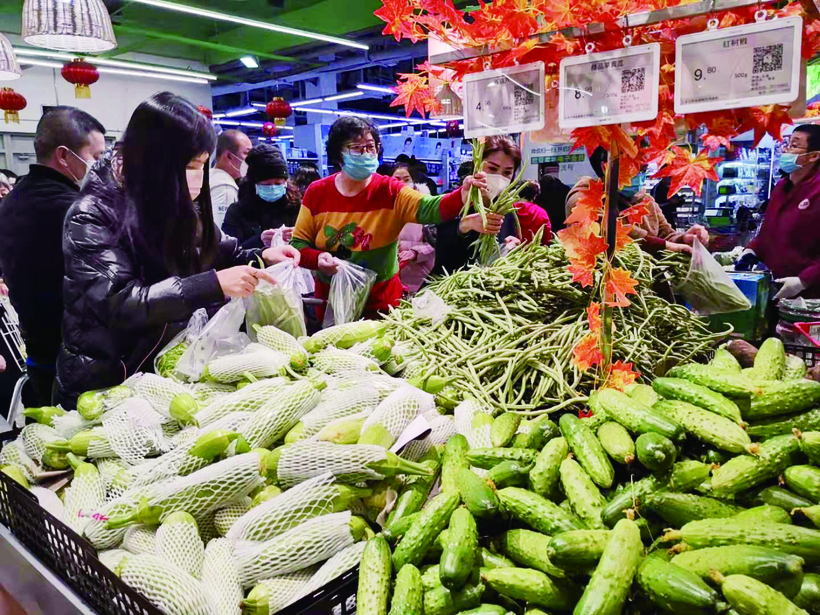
[
  {"left": 398, "top": 222, "right": 435, "bottom": 294},
  {"left": 392, "top": 162, "right": 415, "bottom": 187},
  {"left": 292, "top": 163, "right": 321, "bottom": 201},
  {"left": 0, "top": 169, "right": 17, "bottom": 187},
  {"left": 222, "top": 144, "right": 299, "bottom": 249},
  {"left": 290, "top": 116, "right": 483, "bottom": 316},
  {"left": 0, "top": 107, "right": 106, "bottom": 406},
  {"left": 57, "top": 93, "right": 299, "bottom": 408},
  {"left": 735, "top": 124, "right": 820, "bottom": 299},
  {"left": 0, "top": 174, "right": 11, "bottom": 199},
  {"left": 210, "top": 129, "right": 253, "bottom": 229}
]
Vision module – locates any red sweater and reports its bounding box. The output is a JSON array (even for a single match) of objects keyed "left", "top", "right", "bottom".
[{"left": 516, "top": 201, "right": 553, "bottom": 244}]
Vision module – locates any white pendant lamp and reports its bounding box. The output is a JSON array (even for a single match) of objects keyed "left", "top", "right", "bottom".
[
  {"left": 0, "top": 35, "right": 22, "bottom": 80},
  {"left": 22, "top": 0, "right": 117, "bottom": 53}
]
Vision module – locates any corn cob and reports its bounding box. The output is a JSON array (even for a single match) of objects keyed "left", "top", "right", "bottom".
[
  {"left": 22, "top": 406, "right": 65, "bottom": 426},
  {"left": 155, "top": 511, "right": 205, "bottom": 579},
  {"left": 311, "top": 346, "right": 381, "bottom": 375},
  {"left": 201, "top": 538, "right": 242, "bottom": 615},
  {"left": 52, "top": 411, "right": 100, "bottom": 439},
  {"left": 358, "top": 386, "right": 424, "bottom": 449},
  {"left": 242, "top": 569, "right": 317, "bottom": 615},
  {"left": 213, "top": 497, "right": 252, "bottom": 536},
  {"left": 238, "top": 380, "right": 324, "bottom": 449},
  {"left": 254, "top": 324, "right": 310, "bottom": 372},
  {"left": 123, "top": 525, "right": 158, "bottom": 555},
  {"left": 455, "top": 399, "right": 494, "bottom": 449},
  {"left": 31, "top": 486, "right": 64, "bottom": 521},
  {"left": 21, "top": 423, "right": 64, "bottom": 463},
  {"left": 195, "top": 378, "right": 288, "bottom": 427},
  {"left": 286, "top": 384, "right": 380, "bottom": 442},
  {"left": 0, "top": 439, "right": 39, "bottom": 482},
  {"left": 98, "top": 549, "right": 130, "bottom": 572},
  {"left": 301, "top": 320, "right": 387, "bottom": 353},
  {"left": 190, "top": 382, "right": 236, "bottom": 403},
  {"left": 296, "top": 541, "right": 367, "bottom": 600},
  {"left": 64, "top": 453, "right": 105, "bottom": 535},
  {"left": 77, "top": 385, "right": 134, "bottom": 421},
  {"left": 203, "top": 350, "right": 288, "bottom": 384}
]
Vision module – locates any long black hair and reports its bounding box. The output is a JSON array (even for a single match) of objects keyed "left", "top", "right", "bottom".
[{"left": 121, "top": 92, "right": 217, "bottom": 280}]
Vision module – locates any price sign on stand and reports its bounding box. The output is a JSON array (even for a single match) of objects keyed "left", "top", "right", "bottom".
[
  {"left": 463, "top": 61, "right": 545, "bottom": 138},
  {"left": 558, "top": 43, "right": 660, "bottom": 128},
  {"left": 675, "top": 16, "right": 802, "bottom": 113}
]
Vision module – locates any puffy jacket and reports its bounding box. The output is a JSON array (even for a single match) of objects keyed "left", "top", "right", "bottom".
[
  {"left": 56, "top": 155, "right": 259, "bottom": 408},
  {"left": 221, "top": 190, "right": 299, "bottom": 249}
]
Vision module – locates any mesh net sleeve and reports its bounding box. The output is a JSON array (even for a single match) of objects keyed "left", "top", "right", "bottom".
[
  {"left": 206, "top": 351, "right": 289, "bottom": 383},
  {"left": 0, "top": 439, "right": 39, "bottom": 482},
  {"left": 213, "top": 497, "right": 252, "bottom": 537},
  {"left": 204, "top": 411, "right": 254, "bottom": 434},
  {"left": 52, "top": 411, "right": 100, "bottom": 439},
  {"left": 370, "top": 374, "right": 404, "bottom": 401},
  {"left": 123, "top": 525, "right": 158, "bottom": 555},
  {"left": 101, "top": 399, "right": 168, "bottom": 465},
  {"left": 248, "top": 568, "right": 317, "bottom": 614},
  {"left": 129, "top": 429, "right": 209, "bottom": 489},
  {"left": 85, "top": 428, "right": 117, "bottom": 459},
  {"left": 21, "top": 424, "right": 61, "bottom": 462},
  {"left": 31, "top": 486, "right": 65, "bottom": 521},
  {"left": 455, "top": 399, "right": 494, "bottom": 449},
  {"left": 133, "top": 373, "right": 192, "bottom": 418},
  {"left": 277, "top": 442, "right": 388, "bottom": 488},
  {"left": 201, "top": 538, "right": 242, "bottom": 615},
  {"left": 401, "top": 415, "right": 457, "bottom": 462},
  {"left": 361, "top": 386, "right": 428, "bottom": 442},
  {"left": 119, "top": 553, "right": 218, "bottom": 615},
  {"left": 98, "top": 549, "right": 130, "bottom": 572},
  {"left": 256, "top": 325, "right": 307, "bottom": 359},
  {"left": 299, "top": 384, "right": 380, "bottom": 438},
  {"left": 64, "top": 467, "right": 105, "bottom": 534},
  {"left": 238, "top": 381, "right": 322, "bottom": 449},
  {"left": 195, "top": 378, "right": 288, "bottom": 427},
  {"left": 310, "top": 347, "right": 381, "bottom": 376},
  {"left": 296, "top": 541, "right": 366, "bottom": 600},
  {"left": 155, "top": 518, "right": 205, "bottom": 580},
  {"left": 95, "top": 459, "right": 127, "bottom": 491},
  {"left": 190, "top": 382, "right": 236, "bottom": 403}
]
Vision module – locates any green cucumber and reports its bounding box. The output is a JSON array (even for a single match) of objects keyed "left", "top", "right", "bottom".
[
  {"left": 465, "top": 447, "right": 536, "bottom": 470},
  {"left": 746, "top": 380, "right": 820, "bottom": 421},
  {"left": 546, "top": 529, "right": 610, "bottom": 570},
  {"left": 754, "top": 338, "right": 787, "bottom": 381},
  {"left": 421, "top": 564, "right": 442, "bottom": 592},
  {"left": 784, "top": 465, "right": 820, "bottom": 503},
  {"left": 440, "top": 508, "right": 478, "bottom": 591},
  {"left": 637, "top": 551, "right": 727, "bottom": 613},
  {"left": 596, "top": 388, "right": 685, "bottom": 440},
  {"left": 667, "top": 364, "right": 759, "bottom": 399},
  {"left": 481, "top": 568, "right": 579, "bottom": 611},
  {"left": 784, "top": 355, "right": 808, "bottom": 380},
  {"left": 393, "top": 491, "right": 460, "bottom": 571},
  {"left": 423, "top": 581, "right": 484, "bottom": 615},
  {"left": 756, "top": 486, "right": 815, "bottom": 511},
  {"left": 383, "top": 512, "right": 420, "bottom": 544},
  {"left": 574, "top": 518, "right": 643, "bottom": 615},
  {"left": 672, "top": 545, "right": 805, "bottom": 599},
  {"left": 733, "top": 505, "right": 792, "bottom": 525},
  {"left": 441, "top": 435, "right": 470, "bottom": 493},
  {"left": 655, "top": 399, "right": 751, "bottom": 453},
  {"left": 712, "top": 348, "right": 743, "bottom": 373},
  {"left": 559, "top": 414, "right": 614, "bottom": 488},
  {"left": 711, "top": 434, "right": 801, "bottom": 496},
  {"left": 511, "top": 416, "right": 559, "bottom": 450},
  {"left": 798, "top": 431, "right": 820, "bottom": 465},
  {"left": 652, "top": 377, "right": 743, "bottom": 423},
  {"left": 626, "top": 383, "right": 660, "bottom": 407},
  {"left": 486, "top": 460, "right": 531, "bottom": 489},
  {"left": 748, "top": 408, "right": 820, "bottom": 439},
  {"left": 386, "top": 457, "right": 440, "bottom": 528},
  {"left": 529, "top": 436, "right": 568, "bottom": 497},
  {"left": 490, "top": 413, "right": 520, "bottom": 448},
  {"left": 597, "top": 422, "right": 636, "bottom": 465},
  {"left": 497, "top": 487, "right": 584, "bottom": 535},
  {"left": 456, "top": 468, "right": 501, "bottom": 519},
  {"left": 498, "top": 529, "right": 565, "bottom": 578},
  {"left": 719, "top": 573, "right": 809, "bottom": 615},
  {"left": 358, "top": 536, "right": 392, "bottom": 615},
  {"left": 389, "top": 564, "right": 423, "bottom": 615},
  {"left": 636, "top": 432, "right": 678, "bottom": 474},
  {"left": 644, "top": 492, "right": 743, "bottom": 527},
  {"left": 456, "top": 606, "right": 507, "bottom": 615},
  {"left": 793, "top": 573, "right": 820, "bottom": 614},
  {"left": 795, "top": 505, "right": 820, "bottom": 528},
  {"left": 559, "top": 457, "right": 605, "bottom": 529},
  {"left": 479, "top": 548, "right": 514, "bottom": 570}
]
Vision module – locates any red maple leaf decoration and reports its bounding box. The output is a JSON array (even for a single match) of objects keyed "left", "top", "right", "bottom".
[
  {"left": 573, "top": 332, "right": 604, "bottom": 371},
  {"left": 620, "top": 198, "right": 651, "bottom": 226},
  {"left": 614, "top": 219, "right": 633, "bottom": 253},
  {"left": 570, "top": 125, "right": 638, "bottom": 159},
  {"left": 558, "top": 225, "right": 607, "bottom": 288},
  {"left": 737, "top": 105, "right": 793, "bottom": 149},
  {"left": 605, "top": 267, "right": 639, "bottom": 307},
  {"left": 616, "top": 153, "right": 642, "bottom": 189},
  {"left": 564, "top": 179, "right": 604, "bottom": 228},
  {"left": 374, "top": 0, "right": 418, "bottom": 42},
  {"left": 390, "top": 72, "right": 439, "bottom": 118},
  {"left": 587, "top": 302, "right": 602, "bottom": 333},
  {"left": 652, "top": 146, "right": 721, "bottom": 197},
  {"left": 540, "top": 0, "right": 584, "bottom": 27},
  {"left": 604, "top": 360, "right": 641, "bottom": 391}
]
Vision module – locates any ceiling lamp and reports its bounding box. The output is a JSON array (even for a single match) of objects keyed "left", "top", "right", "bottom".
[
  {"left": 433, "top": 83, "right": 463, "bottom": 120},
  {"left": 0, "top": 88, "right": 26, "bottom": 124},
  {"left": 265, "top": 97, "right": 292, "bottom": 128},
  {"left": 22, "top": 0, "right": 117, "bottom": 52},
  {"left": 61, "top": 58, "right": 98, "bottom": 98},
  {"left": 0, "top": 35, "right": 21, "bottom": 81},
  {"left": 240, "top": 55, "right": 259, "bottom": 69}
]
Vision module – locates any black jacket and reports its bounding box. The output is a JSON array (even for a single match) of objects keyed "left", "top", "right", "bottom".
[
  {"left": 56, "top": 158, "right": 259, "bottom": 408},
  {"left": 0, "top": 165, "right": 79, "bottom": 368},
  {"left": 222, "top": 192, "right": 298, "bottom": 249}
]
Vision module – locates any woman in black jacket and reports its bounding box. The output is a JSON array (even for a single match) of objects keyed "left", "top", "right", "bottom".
[
  {"left": 222, "top": 143, "right": 300, "bottom": 249},
  {"left": 57, "top": 93, "right": 299, "bottom": 408}
]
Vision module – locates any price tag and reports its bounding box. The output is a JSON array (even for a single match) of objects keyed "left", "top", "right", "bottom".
[
  {"left": 463, "top": 61, "right": 545, "bottom": 138},
  {"left": 675, "top": 16, "right": 803, "bottom": 113},
  {"left": 558, "top": 43, "right": 660, "bottom": 128}
]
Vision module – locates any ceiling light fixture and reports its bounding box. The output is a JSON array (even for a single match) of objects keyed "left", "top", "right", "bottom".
[
  {"left": 0, "top": 35, "right": 21, "bottom": 81},
  {"left": 22, "top": 0, "right": 117, "bottom": 52},
  {"left": 224, "top": 108, "right": 258, "bottom": 117},
  {"left": 323, "top": 91, "right": 364, "bottom": 102},
  {"left": 378, "top": 122, "right": 410, "bottom": 129},
  {"left": 17, "top": 58, "right": 209, "bottom": 84},
  {"left": 289, "top": 98, "right": 326, "bottom": 108},
  {"left": 128, "top": 0, "right": 369, "bottom": 50},
  {"left": 299, "top": 107, "right": 429, "bottom": 125},
  {"left": 240, "top": 55, "right": 259, "bottom": 69},
  {"left": 356, "top": 84, "right": 395, "bottom": 95}
]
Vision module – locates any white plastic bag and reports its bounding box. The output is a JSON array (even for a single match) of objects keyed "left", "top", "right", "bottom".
[
  {"left": 175, "top": 299, "right": 246, "bottom": 381},
  {"left": 245, "top": 260, "right": 308, "bottom": 340},
  {"left": 678, "top": 239, "right": 752, "bottom": 316},
  {"left": 411, "top": 291, "right": 452, "bottom": 326},
  {"left": 323, "top": 260, "right": 377, "bottom": 327},
  {"left": 153, "top": 309, "right": 208, "bottom": 379},
  {"left": 268, "top": 226, "right": 315, "bottom": 294}
]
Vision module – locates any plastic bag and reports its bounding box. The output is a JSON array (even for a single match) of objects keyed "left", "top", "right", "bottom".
[
  {"left": 267, "top": 226, "right": 315, "bottom": 295},
  {"left": 411, "top": 291, "right": 452, "bottom": 326},
  {"left": 153, "top": 309, "right": 208, "bottom": 379},
  {"left": 175, "top": 299, "right": 246, "bottom": 381},
  {"left": 678, "top": 239, "right": 752, "bottom": 316},
  {"left": 323, "top": 260, "right": 377, "bottom": 327},
  {"left": 245, "top": 260, "right": 307, "bottom": 340}
]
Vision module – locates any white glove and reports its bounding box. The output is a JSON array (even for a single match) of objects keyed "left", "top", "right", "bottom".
[{"left": 774, "top": 276, "right": 806, "bottom": 300}]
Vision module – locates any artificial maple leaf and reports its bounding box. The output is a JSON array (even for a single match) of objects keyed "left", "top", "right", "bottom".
[
  {"left": 587, "top": 302, "right": 602, "bottom": 334},
  {"left": 564, "top": 179, "right": 604, "bottom": 227},
  {"left": 374, "top": 0, "right": 418, "bottom": 42},
  {"left": 415, "top": 60, "right": 446, "bottom": 79},
  {"left": 569, "top": 263, "right": 596, "bottom": 287},
  {"left": 559, "top": 225, "right": 608, "bottom": 268},
  {"left": 620, "top": 198, "right": 651, "bottom": 226},
  {"left": 391, "top": 72, "right": 436, "bottom": 118},
  {"left": 700, "top": 114, "right": 739, "bottom": 151},
  {"left": 605, "top": 267, "right": 639, "bottom": 307},
  {"left": 604, "top": 360, "right": 640, "bottom": 391},
  {"left": 614, "top": 219, "right": 633, "bottom": 253},
  {"left": 616, "top": 153, "right": 642, "bottom": 189},
  {"left": 641, "top": 142, "right": 675, "bottom": 168},
  {"left": 737, "top": 105, "right": 793, "bottom": 149},
  {"left": 571, "top": 126, "right": 614, "bottom": 156},
  {"left": 573, "top": 331, "right": 604, "bottom": 371},
  {"left": 652, "top": 146, "right": 721, "bottom": 197},
  {"left": 540, "top": 0, "right": 583, "bottom": 27}
]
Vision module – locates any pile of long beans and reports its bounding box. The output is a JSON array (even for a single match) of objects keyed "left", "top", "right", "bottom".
[{"left": 384, "top": 238, "right": 731, "bottom": 415}]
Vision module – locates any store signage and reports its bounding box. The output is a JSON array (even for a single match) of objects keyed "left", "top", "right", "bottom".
[
  {"left": 463, "top": 61, "right": 545, "bottom": 138},
  {"left": 675, "top": 16, "right": 803, "bottom": 113},
  {"left": 558, "top": 43, "right": 660, "bottom": 128}
]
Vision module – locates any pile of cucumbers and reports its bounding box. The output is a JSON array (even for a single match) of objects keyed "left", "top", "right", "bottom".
[{"left": 356, "top": 338, "right": 820, "bottom": 614}]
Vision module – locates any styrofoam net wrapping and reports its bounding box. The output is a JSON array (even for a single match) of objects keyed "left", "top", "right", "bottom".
[
  {"left": 256, "top": 325, "right": 308, "bottom": 358},
  {"left": 401, "top": 361, "right": 426, "bottom": 380},
  {"left": 234, "top": 511, "right": 355, "bottom": 587},
  {"left": 204, "top": 411, "right": 254, "bottom": 434},
  {"left": 0, "top": 439, "right": 39, "bottom": 482},
  {"left": 455, "top": 399, "right": 493, "bottom": 449},
  {"left": 226, "top": 472, "right": 336, "bottom": 542},
  {"left": 213, "top": 497, "right": 252, "bottom": 537},
  {"left": 85, "top": 428, "right": 117, "bottom": 459},
  {"left": 83, "top": 481, "right": 172, "bottom": 550},
  {"left": 190, "top": 382, "right": 236, "bottom": 403},
  {"left": 198, "top": 510, "right": 220, "bottom": 544},
  {"left": 299, "top": 384, "right": 380, "bottom": 439},
  {"left": 21, "top": 424, "right": 61, "bottom": 462},
  {"left": 360, "top": 386, "right": 427, "bottom": 442},
  {"left": 102, "top": 399, "right": 167, "bottom": 464},
  {"left": 118, "top": 553, "right": 217, "bottom": 615},
  {"left": 201, "top": 538, "right": 242, "bottom": 615},
  {"left": 313, "top": 411, "right": 369, "bottom": 443},
  {"left": 311, "top": 347, "right": 380, "bottom": 375},
  {"left": 95, "top": 458, "right": 127, "bottom": 491},
  {"left": 239, "top": 381, "right": 321, "bottom": 449},
  {"left": 296, "top": 541, "right": 366, "bottom": 600},
  {"left": 346, "top": 340, "right": 385, "bottom": 365},
  {"left": 155, "top": 517, "right": 205, "bottom": 579},
  {"left": 248, "top": 568, "right": 316, "bottom": 614},
  {"left": 52, "top": 411, "right": 99, "bottom": 439},
  {"left": 195, "top": 378, "right": 288, "bottom": 427},
  {"left": 133, "top": 373, "right": 191, "bottom": 418},
  {"left": 370, "top": 374, "right": 404, "bottom": 401},
  {"left": 129, "top": 429, "right": 208, "bottom": 489},
  {"left": 401, "top": 415, "right": 457, "bottom": 462},
  {"left": 123, "top": 525, "right": 158, "bottom": 555},
  {"left": 206, "top": 351, "right": 288, "bottom": 383},
  {"left": 98, "top": 548, "right": 129, "bottom": 572},
  {"left": 277, "top": 442, "right": 389, "bottom": 488},
  {"left": 31, "top": 486, "right": 64, "bottom": 521},
  {"left": 64, "top": 467, "right": 105, "bottom": 534}
]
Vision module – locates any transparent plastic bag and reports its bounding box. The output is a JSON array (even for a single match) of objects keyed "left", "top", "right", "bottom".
[
  {"left": 269, "top": 226, "right": 316, "bottom": 294},
  {"left": 175, "top": 299, "right": 246, "bottom": 381},
  {"left": 323, "top": 260, "right": 377, "bottom": 327},
  {"left": 411, "top": 291, "right": 452, "bottom": 326},
  {"left": 246, "top": 260, "right": 307, "bottom": 340},
  {"left": 678, "top": 238, "right": 752, "bottom": 316},
  {"left": 153, "top": 309, "right": 208, "bottom": 379}
]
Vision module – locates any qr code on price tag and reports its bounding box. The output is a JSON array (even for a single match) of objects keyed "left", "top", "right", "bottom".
[
  {"left": 514, "top": 85, "right": 535, "bottom": 107},
  {"left": 621, "top": 67, "right": 645, "bottom": 93},
  {"left": 753, "top": 44, "right": 783, "bottom": 74}
]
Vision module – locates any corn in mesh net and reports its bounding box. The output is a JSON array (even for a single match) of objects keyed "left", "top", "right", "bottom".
[
  {"left": 311, "top": 347, "right": 380, "bottom": 375},
  {"left": 205, "top": 411, "right": 254, "bottom": 434},
  {"left": 64, "top": 467, "right": 105, "bottom": 535},
  {"left": 190, "top": 382, "right": 236, "bottom": 403},
  {"left": 119, "top": 553, "right": 217, "bottom": 615},
  {"left": 0, "top": 439, "right": 39, "bottom": 481},
  {"left": 296, "top": 540, "right": 366, "bottom": 601},
  {"left": 360, "top": 385, "right": 428, "bottom": 442},
  {"left": 299, "top": 384, "right": 380, "bottom": 438},
  {"left": 455, "top": 399, "right": 494, "bottom": 449},
  {"left": 238, "top": 381, "right": 321, "bottom": 449},
  {"left": 249, "top": 568, "right": 317, "bottom": 614},
  {"left": 206, "top": 350, "right": 288, "bottom": 383},
  {"left": 234, "top": 511, "right": 355, "bottom": 588},
  {"left": 277, "top": 442, "right": 390, "bottom": 487},
  {"left": 226, "top": 472, "right": 336, "bottom": 542},
  {"left": 101, "top": 398, "right": 168, "bottom": 464},
  {"left": 21, "top": 424, "right": 61, "bottom": 462},
  {"left": 195, "top": 378, "right": 288, "bottom": 427},
  {"left": 201, "top": 538, "right": 242, "bottom": 615},
  {"left": 129, "top": 428, "right": 208, "bottom": 489},
  {"left": 401, "top": 415, "right": 457, "bottom": 462},
  {"left": 132, "top": 373, "right": 191, "bottom": 418},
  {"left": 213, "top": 497, "right": 252, "bottom": 537},
  {"left": 123, "top": 525, "right": 158, "bottom": 555},
  {"left": 155, "top": 518, "right": 204, "bottom": 579},
  {"left": 52, "top": 411, "right": 99, "bottom": 439}
]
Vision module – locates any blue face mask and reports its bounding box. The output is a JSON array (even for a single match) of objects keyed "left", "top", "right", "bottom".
[
  {"left": 779, "top": 152, "right": 802, "bottom": 174},
  {"left": 256, "top": 183, "right": 287, "bottom": 202},
  {"left": 342, "top": 151, "right": 379, "bottom": 181}
]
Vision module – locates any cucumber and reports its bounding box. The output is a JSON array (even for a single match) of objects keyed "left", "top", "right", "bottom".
[
  {"left": 511, "top": 416, "right": 559, "bottom": 450},
  {"left": 637, "top": 551, "right": 727, "bottom": 613},
  {"left": 456, "top": 468, "right": 501, "bottom": 519},
  {"left": 798, "top": 431, "right": 820, "bottom": 465},
  {"left": 546, "top": 529, "right": 610, "bottom": 570},
  {"left": 389, "top": 563, "right": 423, "bottom": 615},
  {"left": 667, "top": 364, "right": 759, "bottom": 399},
  {"left": 652, "top": 377, "right": 743, "bottom": 423},
  {"left": 440, "top": 508, "right": 478, "bottom": 591},
  {"left": 748, "top": 408, "right": 820, "bottom": 439},
  {"left": 497, "top": 487, "right": 585, "bottom": 535},
  {"left": 490, "top": 413, "right": 520, "bottom": 448},
  {"left": 746, "top": 380, "right": 820, "bottom": 421},
  {"left": 423, "top": 581, "right": 484, "bottom": 615},
  {"left": 671, "top": 460, "right": 715, "bottom": 491},
  {"left": 456, "top": 606, "right": 507, "bottom": 615},
  {"left": 393, "top": 491, "right": 460, "bottom": 571},
  {"left": 672, "top": 545, "right": 805, "bottom": 599},
  {"left": 441, "top": 435, "right": 470, "bottom": 493},
  {"left": 754, "top": 337, "right": 787, "bottom": 381},
  {"left": 479, "top": 548, "right": 514, "bottom": 570},
  {"left": 596, "top": 388, "right": 685, "bottom": 440},
  {"left": 644, "top": 492, "right": 743, "bottom": 527},
  {"left": 559, "top": 414, "right": 614, "bottom": 488},
  {"left": 626, "top": 383, "right": 661, "bottom": 407},
  {"left": 711, "top": 434, "right": 801, "bottom": 496},
  {"left": 574, "top": 518, "right": 643, "bottom": 615},
  {"left": 465, "top": 447, "right": 537, "bottom": 470},
  {"left": 719, "top": 573, "right": 809, "bottom": 615},
  {"left": 421, "top": 564, "right": 442, "bottom": 591},
  {"left": 655, "top": 399, "right": 751, "bottom": 453},
  {"left": 486, "top": 460, "right": 531, "bottom": 489},
  {"left": 636, "top": 432, "right": 678, "bottom": 474},
  {"left": 498, "top": 529, "right": 566, "bottom": 578},
  {"left": 529, "top": 436, "right": 568, "bottom": 497},
  {"left": 756, "top": 486, "right": 815, "bottom": 511},
  {"left": 559, "top": 457, "right": 605, "bottom": 529},
  {"left": 386, "top": 457, "right": 440, "bottom": 528},
  {"left": 793, "top": 573, "right": 820, "bottom": 614},
  {"left": 796, "top": 505, "right": 820, "bottom": 528},
  {"left": 784, "top": 465, "right": 820, "bottom": 504},
  {"left": 481, "top": 568, "right": 579, "bottom": 611},
  {"left": 712, "top": 348, "right": 743, "bottom": 373},
  {"left": 358, "top": 536, "right": 392, "bottom": 615},
  {"left": 383, "top": 512, "right": 420, "bottom": 544},
  {"left": 784, "top": 355, "right": 808, "bottom": 380},
  {"left": 734, "top": 505, "right": 792, "bottom": 525},
  {"left": 597, "top": 422, "right": 636, "bottom": 465}
]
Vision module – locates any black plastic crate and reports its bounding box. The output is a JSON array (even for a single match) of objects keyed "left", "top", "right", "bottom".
[
  {"left": 277, "top": 565, "right": 358, "bottom": 615},
  {"left": 784, "top": 343, "right": 819, "bottom": 368}
]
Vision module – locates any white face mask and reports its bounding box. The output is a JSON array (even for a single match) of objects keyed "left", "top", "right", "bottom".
[
  {"left": 228, "top": 152, "right": 248, "bottom": 178},
  {"left": 63, "top": 147, "right": 93, "bottom": 187},
  {"left": 485, "top": 173, "right": 511, "bottom": 200},
  {"left": 187, "top": 168, "right": 204, "bottom": 201}
]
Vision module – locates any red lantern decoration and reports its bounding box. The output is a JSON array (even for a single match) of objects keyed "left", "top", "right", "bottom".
[
  {"left": 197, "top": 105, "right": 213, "bottom": 120},
  {"left": 265, "top": 97, "right": 292, "bottom": 128},
  {"left": 446, "top": 120, "right": 460, "bottom": 137},
  {"left": 262, "top": 122, "right": 277, "bottom": 138},
  {"left": 61, "top": 59, "right": 99, "bottom": 99},
  {"left": 0, "top": 88, "right": 26, "bottom": 124}
]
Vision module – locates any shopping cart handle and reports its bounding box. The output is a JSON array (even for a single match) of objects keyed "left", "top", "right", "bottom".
[{"left": 795, "top": 322, "right": 820, "bottom": 349}]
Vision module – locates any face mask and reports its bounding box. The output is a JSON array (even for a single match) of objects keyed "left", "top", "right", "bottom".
[
  {"left": 256, "top": 183, "right": 287, "bottom": 202},
  {"left": 779, "top": 152, "right": 802, "bottom": 174},
  {"left": 228, "top": 152, "right": 248, "bottom": 177},
  {"left": 186, "top": 168, "right": 204, "bottom": 201},
  {"left": 342, "top": 151, "right": 379, "bottom": 181},
  {"left": 64, "top": 147, "right": 93, "bottom": 187},
  {"left": 485, "top": 173, "right": 511, "bottom": 200}
]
